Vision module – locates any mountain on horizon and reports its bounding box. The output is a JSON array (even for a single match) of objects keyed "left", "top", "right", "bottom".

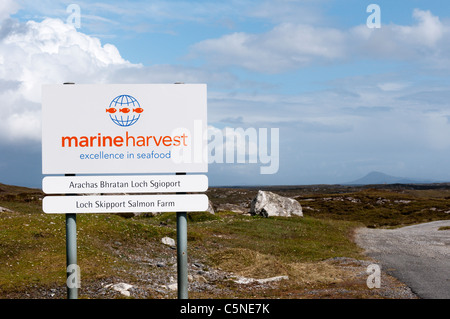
[{"left": 344, "top": 171, "right": 435, "bottom": 185}]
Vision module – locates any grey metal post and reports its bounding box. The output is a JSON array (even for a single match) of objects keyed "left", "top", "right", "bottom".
[
  {"left": 174, "top": 82, "right": 188, "bottom": 299},
  {"left": 66, "top": 211, "right": 77, "bottom": 299},
  {"left": 176, "top": 172, "right": 188, "bottom": 299},
  {"left": 63, "top": 82, "right": 78, "bottom": 299},
  {"left": 65, "top": 171, "right": 77, "bottom": 299}
]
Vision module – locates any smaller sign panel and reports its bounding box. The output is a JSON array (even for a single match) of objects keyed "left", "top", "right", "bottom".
[
  {"left": 43, "top": 194, "right": 209, "bottom": 214},
  {"left": 42, "top": 175, "right": 208, "bottom": 194}
]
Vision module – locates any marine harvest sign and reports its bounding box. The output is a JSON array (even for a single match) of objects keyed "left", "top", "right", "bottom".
[{"left": 42, "top": 84, "right": 207, "bottom": 174}]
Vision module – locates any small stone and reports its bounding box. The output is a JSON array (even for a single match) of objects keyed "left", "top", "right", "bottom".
[
  {"left": 166, "top": 283, "right": 178, "bottom": 291},
  {"left": 161, "top": 237, "right": 176, "bottom": 247},
  {"left": 193, "top": 275, "right": 208, "bottom": 283},
  {"left": 107, "top": 283, "right": 133, "bottom": 296}
]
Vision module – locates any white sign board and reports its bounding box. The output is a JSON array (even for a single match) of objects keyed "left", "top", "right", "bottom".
[
  {"left": 42, "top": 174, "right": 208, "bottom": 194},
  {"left": 42, "top": 84, "right": 207, "bottom": 174},
  {"left": 43, "top": 194, "right": 209, "bottom": 214}
]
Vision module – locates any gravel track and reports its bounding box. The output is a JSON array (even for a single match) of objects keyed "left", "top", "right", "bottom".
[{"left": 355, "top": 220, "right": 450, "bottom": 299}]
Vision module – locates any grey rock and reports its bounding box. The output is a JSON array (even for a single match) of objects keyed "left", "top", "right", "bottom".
[
  {"left": 234, "top": 275, "right": 288, "bottom": 285},
  {"left": 250, "top": 190, "right": 303, "bottom": 217},
  {"left": 161, "top": 237, "right": 176, "bottom": 247},
  {"left": 104, "top": 283, "right": 133, "bottom": 297},
  {"left": 166, "top": 283, "right": 178, "bottom": 291},
  {"left": 193, "top": 274, "right": 208, "bottom": 283},
  {"left": 206, "top": 200, "right": 215, "bottom": 214},
  {"left": 0, "top": 206, "right": 13, "bottom": 213}
]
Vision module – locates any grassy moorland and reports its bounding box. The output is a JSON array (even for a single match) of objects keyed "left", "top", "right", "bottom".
[{"left": 1, "top": 182, "right": 449, "bottom": 299}]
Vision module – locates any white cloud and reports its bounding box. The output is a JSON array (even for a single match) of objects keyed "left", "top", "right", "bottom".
[
  {"left": 249, "top": 0, "right": 327, "bottom": 25},
  {"left": 352, "top": 9, "right": 449, "bottom": 62},
  {"left": 400, "top": 9, "right": 444, "bottom": 47},
  {"left": 191, "top": 9, "right": 450, "bottom": 73},
  {"left": 6, "top": 110, "right": 41, "bottom": 141},
  {"left": 0, "top": 14, "right": 246, "bottom": 144},
  {"left": 0, "top": 16, "right": 131, "bottom": 143},
  {"left": 191, "top": 23, "right": 346, "bottom": 73},
  {"left": 14, "top": 0, "right": 259, "bottom": 36},
  {"left": 377, "top": 82, "right": 410, "bottom": 92},
  {"left": 0, "top": 0, "right": 19, "bottom": 21}
]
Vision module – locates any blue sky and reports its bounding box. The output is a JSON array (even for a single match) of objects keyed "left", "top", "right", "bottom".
[{"left": 1, "top": 0, "right": 450, "bottom": 187}]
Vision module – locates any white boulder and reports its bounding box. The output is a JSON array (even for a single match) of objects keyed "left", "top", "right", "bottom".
[{"left": 250, "top": 190, "right": 303, "bottom": 217}]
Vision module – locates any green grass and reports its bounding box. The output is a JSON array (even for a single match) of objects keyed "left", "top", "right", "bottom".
[
  {"left": 0, "top": 198, "right": 363, "bottom": 297},
  {"left": 138, "top": 210, "right": 363, "bottom": 262},
  {"left": 191, "top": 214, "right": 362, "bottom": 263},
  {"left": 0, "top": 199, "right": 174, "bottom": 294},
  {"left": 1, "top": 185, "right": 448, "bottom": 298}
]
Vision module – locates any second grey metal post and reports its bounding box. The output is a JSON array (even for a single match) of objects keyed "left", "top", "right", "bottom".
[{"left": 176, "top": 172, "right": 188, "bottom": 299}]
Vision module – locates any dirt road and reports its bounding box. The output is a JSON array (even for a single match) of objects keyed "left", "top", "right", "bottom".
[{"left": 355, "top": 220, "right": 450, "bottom": 299}]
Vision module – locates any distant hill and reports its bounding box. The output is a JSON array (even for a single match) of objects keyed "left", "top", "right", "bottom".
[
  {"left": 0, "top": 182, "right": 42, "bottom": 195},
  {"left": 344, "top": 171, "right": 435, "bottom": 185}
]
